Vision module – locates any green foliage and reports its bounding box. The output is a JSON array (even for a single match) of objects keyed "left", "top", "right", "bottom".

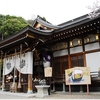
[
  {"left": 27, "top": 19, "right": 34, "bottom": 26},
  {"left": 0, "top": 14, "right": 5, "bottom": 26},
  {"left": 42, "top": 17, "right": 46, "bottom": 21},
  {"left": 0, "top": 14, "right": 28, "bottom": 39}
]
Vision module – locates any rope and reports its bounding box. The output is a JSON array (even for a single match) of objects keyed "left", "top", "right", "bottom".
[
  {"left": 2, "top": 52, "right": 6, "bottom": 90},
  {"left": 18, "top": 44, "right": 22, "bottom": 88},
  {"left": 11, "top": 49, "right": 16, "bottom": 88}
]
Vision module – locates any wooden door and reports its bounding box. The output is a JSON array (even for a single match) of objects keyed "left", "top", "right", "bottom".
[
  {"left": 33, "top": 60, "right": 44, "bottom": 79},
  {"left": 71, "top": 54, "right": 84, "bottom": 67},
  {"left": 52, "top": 56, "right": 68, "bottom": 78},
  {"left": 53, "top": 57, "right": 60, "bottom": 77}
]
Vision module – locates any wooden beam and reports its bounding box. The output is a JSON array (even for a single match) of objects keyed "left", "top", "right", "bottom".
[{"left": 26, "top": 33, "right": 35, "bottom": 39}]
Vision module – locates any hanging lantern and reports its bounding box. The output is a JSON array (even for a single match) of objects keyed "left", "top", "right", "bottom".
[
  {"left": 95, "top": 34, "right": 99, "bottom": 41},
  {"left": 86, "top": 37, "right": 90, "bottom": 43},
  {"left": 77, "top": 39, "right": 82, "bottom": 45},
  {"left": 70, "top": 41, "right": 73, "bottom": 47}
]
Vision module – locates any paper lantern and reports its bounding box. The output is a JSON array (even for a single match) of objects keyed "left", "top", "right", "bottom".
[
  {"left": 86, "top": 37, "right": 90, "bottom": 43},
  {"left": 70, "top": 41, "right": 73, "bottom": 47},
  {"left": 78, "top": 39, "right": 82, "bottom": 45},
  {"left": 95, "top": 34, "right": 99, "bottom": 41}
]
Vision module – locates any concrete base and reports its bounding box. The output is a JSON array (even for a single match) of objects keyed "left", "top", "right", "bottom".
[
  {"left": 79, "top": 91, "right": 83, "bottom": 93},
  {"left": 2, "top": 88, "right": 5, "bottom": 91},
  {"left": 27, "top": 90, "right": 33, "bottom": 94},
  {"left": 35, "top": 85, "right": 50, "bottom": 98}
]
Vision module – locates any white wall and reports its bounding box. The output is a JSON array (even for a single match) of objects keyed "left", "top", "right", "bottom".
[
  {"left": 86, "top": 51, "right": 100, "bottom": 72},
  {"left": 85, "top": 42, "right": 99, "bottom": 51},
  {"left": 53, "top": 49, "right": 68, "bottom": 57},
  {"left": 70, "top": 46, "right": 82, "bottom": 54}
]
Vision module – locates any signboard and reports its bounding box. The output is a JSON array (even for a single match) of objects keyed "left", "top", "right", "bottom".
[
  {"left": 44, "top": 67, "right": 52, "bottom": 77},
  {"left": 65, "top": 67, "right": 91, "bottom": 85}
]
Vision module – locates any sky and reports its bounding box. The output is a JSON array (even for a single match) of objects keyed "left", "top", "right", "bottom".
[{"left": 0, "top": 0, "right": 100, "bottom": 25}]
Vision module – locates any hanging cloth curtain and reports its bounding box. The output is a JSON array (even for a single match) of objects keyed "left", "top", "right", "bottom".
[
  {"left": 15, "top": 52, "right": 33, "bottom": 74},
  {"left": 3, "top": 56, "right": 14, "bottom": 75}
]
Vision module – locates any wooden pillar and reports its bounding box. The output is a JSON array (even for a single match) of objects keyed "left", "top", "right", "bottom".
[
  {"left": 82, "top": 38, "right": 86, "bottom": 67},
  {"left": 68, "top": 55, "right": 71, "bottom": 69},
  {"left": 83, "top": 52, "right": 87, "bottom": 67},
  {"left": 27, "top": 74, "right": 33, "bottom": 93},
  {"left": 68, "top": 41, "right": 71, "bottom": 69},
  {"left": 79, "top": 38, "right": 85, "bottom": 92},
  {"left": 0, "top": 51, "right": 3, "bottom": 81}
]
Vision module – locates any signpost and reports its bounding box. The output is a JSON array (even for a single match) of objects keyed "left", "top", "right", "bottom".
[
  {"left": 65, "top": 67, "right": 91, "bottom": 94},
  {"left": 44, "top": 67, "right": 52, "bottom": 95}
]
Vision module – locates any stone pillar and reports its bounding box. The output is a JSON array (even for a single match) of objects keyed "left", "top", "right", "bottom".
[
  {"left": 62, "top": 82, "right": 66, "bottom": 92},
  {"left": 27, "top": 74, "right": 33, "bottom": 93},
  {"left": 79, "top": 85, "right": 83, "bottom": 93},
  {"left": 53, "top": 83, "right": 55, "bottom": 91}
]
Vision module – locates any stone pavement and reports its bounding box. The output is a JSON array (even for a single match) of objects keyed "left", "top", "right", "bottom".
[{"left": 0, "top": 90, "right": 100, "bottom": 99}]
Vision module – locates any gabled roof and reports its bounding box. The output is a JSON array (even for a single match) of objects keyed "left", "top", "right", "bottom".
[{"left": 32, "top": 15, "right": 62, "bottom": 30}]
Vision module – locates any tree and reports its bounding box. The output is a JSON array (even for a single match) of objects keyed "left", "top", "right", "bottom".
[
  {"left": 27, "top": 19, "right": 34, "bottom": 26},
  {"left": 0, "top": 14, "right": 5, "bottom": 27},
  {"left": 0, "top": 15, "right": 28, "bottom": 39}
]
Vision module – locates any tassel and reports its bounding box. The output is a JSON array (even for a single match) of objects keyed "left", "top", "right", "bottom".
[
  {"left": 2, "top": 81, "right": 5, "bottom": 89},
  {"left": 2, "top": 53, "right": 6, "bottom": 91},
  {"left": 18, "top": 82, "right": 21, "bottom": 88},
  {"left": 18, "top": 73, "right": 21, "bottom": 88},
  {"left": 11, "top": 82, "right": 15, "bottom": 88}
]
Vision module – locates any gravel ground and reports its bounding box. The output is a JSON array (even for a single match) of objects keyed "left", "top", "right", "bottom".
[{"left": 0, "top": 90, "right": 100, "bottom": 99}]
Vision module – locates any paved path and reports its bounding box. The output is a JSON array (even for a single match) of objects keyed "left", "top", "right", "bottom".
[{"left": 0, "top": 90, "right": 100, "bottom": 99}]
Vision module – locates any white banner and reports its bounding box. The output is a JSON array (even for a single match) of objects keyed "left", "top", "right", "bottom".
[
  {"left": 3, "top": 57, "right": 14, "bottom": 75},
  {"left": 3, "top": 52, "right": 33, "bottom": 75},
  {"left": 16, "top": 52, "right": 33, "bottom": 74}
]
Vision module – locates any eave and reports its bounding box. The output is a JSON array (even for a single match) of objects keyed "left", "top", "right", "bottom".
[
  {"left": 45, "top": 15, "right": 100, "bottom": 45},
  {"left": 0, "top": 25, "right": 52, "bottom": 51},
  {"left": 55, "top": 14, "right": 100, "bottom": 33}
]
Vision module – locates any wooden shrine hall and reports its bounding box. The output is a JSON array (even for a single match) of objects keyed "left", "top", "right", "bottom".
[{"left": 0, "top": 13, "right": 100, "bottom": 93}]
